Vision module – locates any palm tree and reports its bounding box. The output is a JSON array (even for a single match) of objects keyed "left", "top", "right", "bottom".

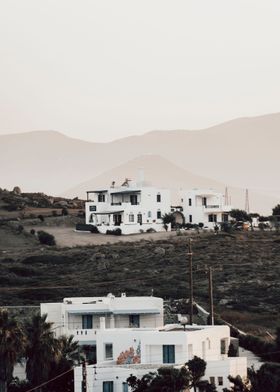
[
  {"left": 0, "top": 309, "right": 26, "bottom": 392},
  {"left": 25, "top": 314, "right": 60, "bottom": 391},
  {"left": 49, "top": 335, "right": 84, "bottom": 392}
]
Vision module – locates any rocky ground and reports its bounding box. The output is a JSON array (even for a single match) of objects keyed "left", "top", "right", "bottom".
[{"left": 0, "top": 222, "right": 279, "bottom": 338}]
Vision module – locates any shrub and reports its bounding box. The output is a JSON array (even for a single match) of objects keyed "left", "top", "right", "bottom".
[
  {"left": 61, "top": 207, "right": 69, "bottom": 216},
  {"left": 37, "top": 230, "right": 56, "bottom": 246},
  {"left": 90, "top": 225, "right": 99, "bottom": 234},
  {"left": 106, "top": 228, "right": 122, "bottom": 236}
]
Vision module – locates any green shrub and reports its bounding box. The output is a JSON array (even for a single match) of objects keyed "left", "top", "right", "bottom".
[{"left": 37, "top": 230, "right": 56, "bottom": 246}]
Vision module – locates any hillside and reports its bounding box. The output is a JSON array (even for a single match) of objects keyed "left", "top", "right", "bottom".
[
  {"left": 0, "top": 229, "right": 279, "bottom": 337},
  {"left": 0, "top": 113, "right": 280, "bottom": 211}
]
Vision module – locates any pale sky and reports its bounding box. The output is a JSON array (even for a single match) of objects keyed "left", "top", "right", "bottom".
[{"left": 0, "top": 0, "right": 280, "bottom": 142}]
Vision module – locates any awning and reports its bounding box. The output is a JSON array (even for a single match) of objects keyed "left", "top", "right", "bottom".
[
  {"left": 110, "top": 190, "right": 141, "bottom": 195},
  {"left": 92, "top": 210, "right": 124, "bottom": 215},
  {"left": 113, "top": 309, "right": 160, "bottom": 315},
  {"left": 67, "top": 310, "right": 111, "bottom": 314}
]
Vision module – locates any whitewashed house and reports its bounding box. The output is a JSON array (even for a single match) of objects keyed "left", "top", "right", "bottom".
[
  {"left": 180, "top": 189, "right": 232, "bottom": 228},
  {"left": 40, "top": 293, "right": 164, "bottom": 338},
  {"left": 85, "top": 180, "right": 171, "bottom": 234},
  {"left": 73, "top": 324, "right": 246, "bottom": 392},
  {"left": 41, "top": 294, "right": 246, "bottom": 392}
]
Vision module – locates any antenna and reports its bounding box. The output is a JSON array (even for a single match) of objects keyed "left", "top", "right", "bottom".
[
  {"left": 245, "top": 189, "right": 250, "bottom": 213},
  {"left": 225, "top": 186, "right": 229, "bottom": 205}
]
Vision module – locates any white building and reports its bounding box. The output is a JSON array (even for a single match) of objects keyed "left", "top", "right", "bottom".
[
  {"left": 41, "top": 295, "right": 246, "bottom": 392},
  {"left": 73, "top": 324, "right": 246, "bottom": 392},
  {"left": 40, "top": 293, "right": 164, "bottom": 338},
  {"left": 85, "top": 180, "right": 171, "bottom": 235},
  {"left": 180, "top": 189, "right": 232, "bottom": 228}
]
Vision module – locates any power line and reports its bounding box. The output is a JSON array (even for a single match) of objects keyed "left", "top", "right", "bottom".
[{"left": 24, "top": 367, "right": 73, "bottom": 392}]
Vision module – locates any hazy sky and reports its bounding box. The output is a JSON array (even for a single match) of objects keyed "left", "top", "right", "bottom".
[{"left": 0, "top": 0, "right": 280, "bottom": 142}]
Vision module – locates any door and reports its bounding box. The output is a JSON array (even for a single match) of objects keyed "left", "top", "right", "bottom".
[
  {"left": 82, "top": 315, "right": 93, "bottom": 329},
  {"left": 137, "top": 214, "right": 142, "bottom": 225},
  {"left": 113, "top": 214, "right": 122, "bottom": 226}
]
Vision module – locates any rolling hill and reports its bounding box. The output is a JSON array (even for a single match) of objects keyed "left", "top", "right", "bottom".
[{"left": 0, "top": 112, "right": 279, "bottom": 213}]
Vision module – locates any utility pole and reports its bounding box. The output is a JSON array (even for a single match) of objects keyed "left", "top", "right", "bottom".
[
  {"left": 82, "top": 361, "right": 87, "bottom": 392},
  {"left": 208, "top": 266, "right": 214, "bottom": 325},
  {"left": 187, "top": 238, "right": 193, "bottom": 325}
]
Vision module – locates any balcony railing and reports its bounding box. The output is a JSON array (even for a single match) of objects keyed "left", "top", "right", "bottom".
[
  {"left": 111, "top": 202, "right": 140, "bottom": 206},
  {"left": 204, "top": 205, "right": 220, "bottom": 209}
]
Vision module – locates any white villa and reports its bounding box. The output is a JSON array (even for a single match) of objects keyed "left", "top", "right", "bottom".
[
  {"left": 180, "top": 189, "right": 232, "bottom": 228},
  {"left": 85, "top": 180, "right": 171, "bottom": 235},
  {"left": 41, "top": 294, "right": 247, "bottom": 392}
]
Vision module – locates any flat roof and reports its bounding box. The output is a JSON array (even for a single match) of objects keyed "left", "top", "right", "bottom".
[
  {"left": 87, "top": 190, "right": 108, "bottom": 194},
  {"left": 92, "top": 210, "right": 124, "bottom": 215},
  {"left": 110, "top": 189, "right": 141, "bottom": 195}
]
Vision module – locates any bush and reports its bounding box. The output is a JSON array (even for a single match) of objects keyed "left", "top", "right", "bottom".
[
  {"left": 106, "top": 228, "right": 122, "bottom": 236},
  {"left": 146, "top": 228, "right": 156, "bottom": 233},
  {"left": 90, "top": 225, "right": 99, "bottom": 234},
  {"left": 37, "top": 230, "right": 56, "bottom": 246},
  {"left": 61, "top": 207, "right": 69, "bottom": 216}
]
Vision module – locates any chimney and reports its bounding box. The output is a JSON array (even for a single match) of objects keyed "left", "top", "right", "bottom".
[{"left": 137, "top": 168, "right": 144, "bottom": 187}]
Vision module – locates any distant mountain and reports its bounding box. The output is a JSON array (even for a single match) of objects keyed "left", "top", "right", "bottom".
[
  {"left": 0, "top": 112, "right": 279, "bottom": 213},
  {"left": 63, "top": 154, "right": 278, "bottom": 214}
]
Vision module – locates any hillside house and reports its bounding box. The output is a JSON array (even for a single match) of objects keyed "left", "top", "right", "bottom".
[
  {"left": 73, "top": 323, "right": 246, "bottom": 392},
  {"left": 180, "top": 189, "right": 232, "bottom": 228},
  {"left": 85, "top": 180, "right": 171, "bottom": 234}
]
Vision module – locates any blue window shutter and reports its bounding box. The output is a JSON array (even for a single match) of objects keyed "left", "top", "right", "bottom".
[
  {"left": 163, "top": 345, "right": 175, "bottom": 363},
  {"left": 103, "top": 381, "right": 113, "bottom": 392}
]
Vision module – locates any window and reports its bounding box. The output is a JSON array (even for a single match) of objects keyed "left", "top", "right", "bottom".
[
  {"left": 202, "top": 197, "right": 207, "bottom": 206},
  {"left": 130, "top": 195, "right": 138, "bottom": 205},
  {"left": 82, "top": 315, "right": 92, "bottom": 329},
  {"left": 220, "top": 339, "right": 227, "bottom": 355},
  {"left": 122, "top": 383, "right": 128, "bottom": 392},
  {"left": 208, "top": 214, "right": 217, "bottom": 223},
  {"left": 157, "top": 210, "right": 161, "bottom": 219},
  {"left": 98, "top": 194, "right": 105, "bottom": 202},
  {"left": 129, "top": 314, "right": 140, "bottom": 327},
  {"left": 163, "top": 345, "right": 175, "bottom": 364},
  {"left": 147, "top": 211, "right": 152, "bottom": 218},
  {"left": 157, "top": 193, "right": 161, "bottom": 202},
  {"left": 218, "top": 377, "right": 223, "bottom": 386},
  {"left": 129, "top": 214, "right": 134, "bottom": 222},
  {"left": 188, "top": 198, "right": 192, "bottom": 206},
  {"left": 103, "top": 381, "right": 113, "bottom": 392},
  {"left": 105, "top": 343, "right": 113, "bottom": 360},
  {"left": 89, "top": 205, "right": 96, "bottom": 211},
  {"left": 209, "top": 377, "right": 215, "bottom": 385},
  {"left": 189, "top": 215, "right": 192, "bottom": 223},
  {"left": 222, "top": 213, "right": 229, "bottom": 222}
]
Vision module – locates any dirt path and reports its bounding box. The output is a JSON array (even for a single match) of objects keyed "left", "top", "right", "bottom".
[{"left": 24, "top": 226, "right": 181, "bottom": 247}]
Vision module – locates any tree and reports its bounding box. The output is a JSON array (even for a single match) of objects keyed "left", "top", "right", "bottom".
[
  {"left": 230, "top": 209, "right": 250, "bottom": 222},
  {"left": 0, "top": 310, "right": 26, "bottom": 392},
  {"left": 186, "top": 356, "right": 206, "bottom": 392},
  {"left": 272, "top": 204, "right": 280, "bottom": 216},
  {"left": 49, "top": 335, "right": 84, "bottom": 392},
  {"left": 127, "top": 366, "right": 190, "bottom": 392},
  {"left": 25, "top": 314, "right": 60, "bottom": 391},
  {"left": 162, "top": 213, "right": 175, "bottom": 230}
]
